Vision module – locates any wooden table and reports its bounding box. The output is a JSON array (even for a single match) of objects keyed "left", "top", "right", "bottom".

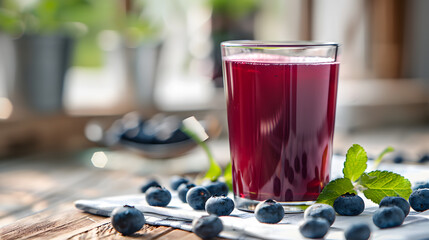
[
  {"left": 0, "top": 151, "right": 215, "bottom": 240},
  {"left": 1, "top": 126, "right": 429, "bottom": 240}
]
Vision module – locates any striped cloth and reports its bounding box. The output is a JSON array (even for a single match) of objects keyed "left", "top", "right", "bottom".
[{"left": 75, "top": 156, "right": 429, "bottom": 240}]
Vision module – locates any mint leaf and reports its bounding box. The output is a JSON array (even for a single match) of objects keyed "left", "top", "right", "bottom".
[
  {"left": 343, "top": 144, "right": 368, "bottom": 182},
  {"left": 360, "top": 170, "right": 412, "bottom": 204},
  {"left": 316, "top": 178, "right": 356, "bottom": 206},
  {"left": 224, "top": 162, "right": 233, "bottom": 191},
  {"left": 203, "top": 148, "right": 222, "bottom": 181},
  {"left": 372, "top": 146, "right": 395, "bottom": 170}
]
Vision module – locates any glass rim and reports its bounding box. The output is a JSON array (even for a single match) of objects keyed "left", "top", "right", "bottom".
[{"left": 221, "top": 40, "right": 340, "bottom": 48}]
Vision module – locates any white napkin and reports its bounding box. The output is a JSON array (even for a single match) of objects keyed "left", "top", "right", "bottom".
[{"left": 75, "top": 156, "right": 429, "bottom": 240}]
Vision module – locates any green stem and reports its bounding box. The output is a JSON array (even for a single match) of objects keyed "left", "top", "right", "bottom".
[
  {"left": 372, "top": 146, "right": 394, "bottom": 170},
  {"left": 200, "top": 141, "right": 216, "bottom": 165},
  {"left": 181, "top": 127, "right": 222, "bottom": 181}
]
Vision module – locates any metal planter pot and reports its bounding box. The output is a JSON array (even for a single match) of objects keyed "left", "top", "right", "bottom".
[
  {"left": 13, "top": 34, "right": 74, "bottom": 114},
  {"left": 124, "top": 41, "right": 162, "bottom": 117}
]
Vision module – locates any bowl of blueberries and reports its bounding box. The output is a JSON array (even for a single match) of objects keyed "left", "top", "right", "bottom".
[{"left": 88, "top": 112, "right": 219, "bottom": 159}]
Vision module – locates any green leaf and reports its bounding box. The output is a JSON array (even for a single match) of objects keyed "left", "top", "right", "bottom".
[
  {"left": 203, "top": 145, "right": 222, "bottom": 182},
  {"left": 224, "top": 162, "right": 233, "bottom": 191},
  {"left": 0, "top": 9, "right": 21, "bottom": 34},
  {"left": 316, "top": 178, "right": 356, "bottom": 206},
  {"left": 360, "top": 170, "right": 412, "bottom": 204},
  {"left": 372, "top": 146, "right": 395, "bottom": 170},
  {"left": 343, "top": 144, "right": 368, "bottom": 182}
]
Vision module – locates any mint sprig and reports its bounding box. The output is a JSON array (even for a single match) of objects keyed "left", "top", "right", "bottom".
[
  {"left": 180, "top": 116, "right": 238, "bottom": 189},
  {"left": 316, "top": 144, "right": 412, "bottom": 205},
  {"left": 181, "top": 125, "right": 222, "bottom": 181}
]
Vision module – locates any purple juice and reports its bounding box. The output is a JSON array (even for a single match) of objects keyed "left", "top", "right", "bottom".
[{"left": 223, "top": 54, "right": 339, "bottom": 202}]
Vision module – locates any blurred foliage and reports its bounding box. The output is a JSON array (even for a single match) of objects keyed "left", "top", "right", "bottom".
[
  {"left": 210, "top": 0, "right": 258, "bottom": 19},
  {"left": 0, "top": 0, "right": 161, "bottom": 67},
  {"left": 73, "top": 0, "right": 116, "bottom": 67},
  {"left": 0, "top": 0, "right": 91, "bottom": 36},
  {"left": 116, "top": 0, "right": 161, "bottom": 48}
]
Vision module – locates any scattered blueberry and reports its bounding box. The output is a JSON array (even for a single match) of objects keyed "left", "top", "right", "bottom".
[
  {"left": 409, "top": 188, "right": 429, "bottom": 212},
  {"left": 205, "top": 196, "right": 235, "bottom": 216},
  {"left": 373, "top": 206, "right": 405, "bottom": 228},
  {"left": 111, "top": 205, "right": 145, "bottom": 236},
  {"left": 192, "top": 215, "right": 223, "bottom": 239},
  {"left": 187, "top": 186, "right": 211, "bottom": 210},
  {"left": 333, "top": 193, "right": 365, "bottom": 216},
  {"left": 145, "top": 187, "right": 172, "bottom": 207},
  {"left": 413, "top": 181, "right": 429, "bottom": 191},
  {"left": 344, "top": 223, "right": 371, "bottom": 240},
  {"left": 170, "top": 176, "right": 189, "bottom": 191},
  {"left": 393, "top": 155, "right": 404, "bottom": 164},
  {"left": 299, "top": 217, "right": 330, "bottom": 239},
  {"left": 254, "top": 199, "right": 285, "bottom": 224},
  {"left": 140, "top": 179, "right": 161, "bottom": 193},
  {"left": 379, "top": 196, "right": 410, "bottom": 216},
  {"left": 178, "top": 183, "right": 196, "bottom": 203},
  {"left": 304, "top": 203, "right": 336, "bottom": 226},
  {"left": 202, "top": 181, "right": 229, "bottom": 196},
  {"left": 418, "top": 154, "right": 429, "bottom": 164}
]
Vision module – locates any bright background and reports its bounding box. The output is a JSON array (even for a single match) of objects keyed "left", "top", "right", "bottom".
[{"left": 0, "top": 0, "right": 428, "bottom": 161}]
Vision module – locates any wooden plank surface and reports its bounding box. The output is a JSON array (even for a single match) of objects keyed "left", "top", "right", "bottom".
[
  {"left": 0, "top": 155, "right": 220, "bottom": 239},
  {"left": 1, "top": 128, "right": 429, "bottom": 239}
]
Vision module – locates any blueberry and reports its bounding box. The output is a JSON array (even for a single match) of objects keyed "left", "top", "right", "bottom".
[
  {"left": 145, "top": 187, "right": 172, "bottom": 207},
  {"left": 254, "top": 199, "right": 284, "bottom": 224},
  {"left": 186, "top": 186, "right": 211, "bottom": 210},
  {"left": 140, "top": 179, "right": 161, "bottom": 193},
  {"left": 170, "top": 176, "right": 189, "bottom": 191},
  {"left": 333, "top": 193, "right": 365, "bottom": 216},
  {"left": 373, "top": 206, "right": 405, "bottom": 228},
  {"left": 192, "top": 215, "right": 223, "bottom": 239},
  {"left": 409, "top": 188, "right": 429, "bottom": 212},
  {"left": 202, "top": 181, "right": 229, "bottom": 196},
  {"left": 299, "top": 217, "right": 330, "bottom": 239},
  {"left": 379, "top": 196, "right": 410, "bottom": 216},
  {"left": 111, "top": 205, "right": 145, "bottom": 236},
  {"left": 205, "top": 196, "right": 235, "bottom": 216},
  {"left": 413, "top": 181, "right": 429, "bottom": 191},
  {"left": 393, "top": 155, "right": 404, "bottom": 164},
  {"left": 344, "top": 223, "right": 371, "bottom": 240},
  {"left": 418, "top": 154, "right": 429, "bottom": 163},
  {"left": 178, "top": 183, "right": 196, "bottom": 203},
  {"left": 304, "top": 203, "right": 336, "bottom": 226}
]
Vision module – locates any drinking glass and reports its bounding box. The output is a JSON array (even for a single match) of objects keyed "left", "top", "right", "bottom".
[{"left": 221, "top": 41, "right": 340, "bottom": 212}]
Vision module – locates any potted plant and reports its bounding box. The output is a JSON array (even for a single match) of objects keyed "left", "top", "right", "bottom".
[
  {"left": 0, "top": 0, "right": 89, "bottom": 114},
  {"left": 116, "top": 0, "right": 162, "bottom": 117}
]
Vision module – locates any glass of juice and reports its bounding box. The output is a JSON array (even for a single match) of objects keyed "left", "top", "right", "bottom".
[{"left": 221, "top": 41, "right": 340, "bottom": 212}]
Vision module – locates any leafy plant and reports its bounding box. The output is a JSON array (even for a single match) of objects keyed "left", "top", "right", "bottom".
[
  {"left": 115, "top": 0, "right": 161, "bottom": 47},
  {"left": 317, "top": 144, "right": 412, "bottom": 205},
  {"left": 0, "top": 0, "right": 91, "bottom": 36},
  {"left": 210, "top": 0, "right": 258, "bottom": 19}
]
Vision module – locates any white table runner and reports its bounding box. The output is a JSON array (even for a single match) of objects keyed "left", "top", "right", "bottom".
[{"left": 75, "top": 156, "right": 429, "bottom": 240}]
